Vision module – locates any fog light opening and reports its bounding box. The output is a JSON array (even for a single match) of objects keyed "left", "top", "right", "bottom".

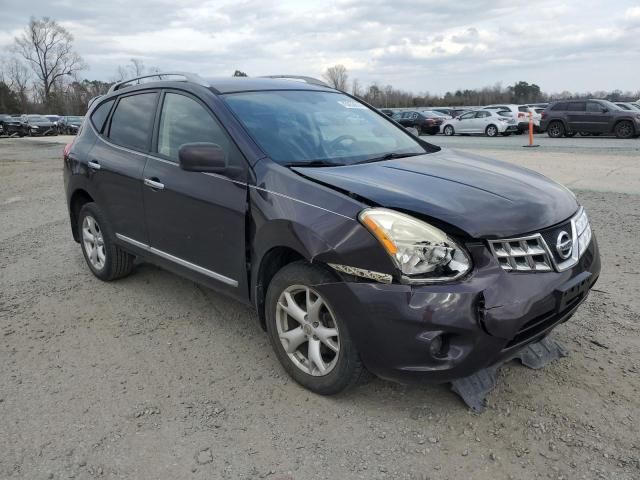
[{"left": 429, "top": 334, "right": 449, "bottom": 359}]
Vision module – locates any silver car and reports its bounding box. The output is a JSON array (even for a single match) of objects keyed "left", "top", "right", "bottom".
[{"left": 441, "top": 110, "right": 519, "bottom": 137}]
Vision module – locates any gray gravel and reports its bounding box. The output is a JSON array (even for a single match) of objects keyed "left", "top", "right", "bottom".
[{"left": 1, "top": 137, "right": 639, "bottom": 479}]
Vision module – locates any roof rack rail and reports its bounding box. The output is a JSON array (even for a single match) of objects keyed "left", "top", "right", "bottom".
[
  {"left": 259, "top": 75, "right": 332, "bottom": 88},
  {"left": 108, "top": 72, "right": 210, "bottom": 93}
]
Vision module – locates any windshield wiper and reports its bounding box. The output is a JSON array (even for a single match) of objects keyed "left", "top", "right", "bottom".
[
  {"left": 354, "top": 152, "right": 422, "bottom": 165},
  {"left": 284, "top": 160, "right": 345, "bottom": 168}
]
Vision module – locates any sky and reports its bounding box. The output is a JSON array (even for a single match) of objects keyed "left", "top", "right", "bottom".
[{"left": 0, "top": 0, "right": 639, "bottom": 95}]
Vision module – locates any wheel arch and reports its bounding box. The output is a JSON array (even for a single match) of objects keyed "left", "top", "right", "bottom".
[{"left": 69, "top": 188, "right": 95, "bottom": 242}]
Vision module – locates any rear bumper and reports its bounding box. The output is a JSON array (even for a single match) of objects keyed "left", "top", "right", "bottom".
[{"left": 315, "top": 237, "right": 600, "bottom": 384}]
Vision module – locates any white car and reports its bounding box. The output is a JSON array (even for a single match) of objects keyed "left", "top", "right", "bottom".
[
  {"left": 441, "top": 110, "right": 519, "bottom": 137},
  {"left": 482, "top": 104, "right": 533, "bottom": 131}
]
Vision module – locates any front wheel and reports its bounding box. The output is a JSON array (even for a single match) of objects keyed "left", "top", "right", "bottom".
[
  {"left": 443, "top": 125, "right": 455, "bottom": 136},
  {"left": 485, "top": 124, "right": 498, "bottom": 137},
  {"left": 265, "top": 262, "right": 368, "bottom": 395},
  {"left": 78, "top": 203, "right": 135, "bottom": 281}
]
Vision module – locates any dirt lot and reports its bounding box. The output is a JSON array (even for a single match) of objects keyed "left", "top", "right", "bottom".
[{"left": 1, "top": 136, "right": 638, "bottom": 480}]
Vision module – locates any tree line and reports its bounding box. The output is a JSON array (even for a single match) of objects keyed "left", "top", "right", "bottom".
[{"left": 1, "top": 17, "right": 638, "bottom": 116}]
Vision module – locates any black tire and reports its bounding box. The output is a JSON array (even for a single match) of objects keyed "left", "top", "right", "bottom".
[
  {"left": 265, "top": 261, "right": 368, "bottom": 395},
  {"left": 565, "top": 131, "right": 577, "bottom": 137},
  {"left": 77, "top": 202, "right": 135, "bottom": 281},
  {"left": 547, "top": 121, "right": 565, "bottom": 138},
  {"left": 485, "top": 124, "right": 498, "bottom": 137},
  {"left": 615, "top": 120, "right": 634, "bottom": 139},
  {"left": 443, "top": 125, "right": 455, "bottom": 136}
]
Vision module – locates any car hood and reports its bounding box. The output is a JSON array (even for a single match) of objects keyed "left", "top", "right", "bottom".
[{"left": 292, "top": 149, "right": 578, "bottom": 238}]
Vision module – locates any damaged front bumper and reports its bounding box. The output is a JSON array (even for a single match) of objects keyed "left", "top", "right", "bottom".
[{"left": 314, "top": 236, "right": 600, "bottom": 384}]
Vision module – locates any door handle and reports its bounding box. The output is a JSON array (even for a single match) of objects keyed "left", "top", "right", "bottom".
[
  {"left": 144, "top": 178, "right": 165, "bottom": 190},
  {"left": 88, "top": 160, "right": 101, "bottom": 170}
]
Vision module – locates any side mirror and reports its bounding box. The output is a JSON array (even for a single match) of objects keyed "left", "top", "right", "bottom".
[{"left": 178, "top": 143, "right": 226, "bottom": 173}]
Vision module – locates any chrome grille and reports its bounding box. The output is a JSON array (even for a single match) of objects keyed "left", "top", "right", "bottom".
[
  {"left": 489, "top": 235, "right": 553, "bottom": 272},
  {"left": 489, "top": 207, "right": 592, "bottom": 274}
]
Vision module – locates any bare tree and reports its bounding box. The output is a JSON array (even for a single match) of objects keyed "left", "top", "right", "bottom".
[
  {"left": 322, "top": 64, "right": 349, "bottom": 90},
  {"left": 115, "top": 58, "right": 160, "bottom": 81},
  {"left": 351, "top": 78, "right": 362, "bottom": 97},
  {"left": 13, "top": 17, "right": 86, "bottom": 105},
  {"left": 4, "top": 57, "right": 31, "bottom": 112}
]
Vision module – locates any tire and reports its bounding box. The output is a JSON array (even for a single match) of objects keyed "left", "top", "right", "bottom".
[
  {"left": 547, "top": 121, "right": 565, "bottom": 138},
  {"left": 565, "top": 131, "right": 577, "bottom": 137},
  {"left": 265, "top": 261, "right": 368, "bottom": 395},
  {"left": 485, "top": 124, "right": 498, "bottom": 137},
  {"left": 77, "top": 202, "right": 135, "bottom": 281},
  {"left": 443, "top": 125, "right": 455, "bottom": 136},
  {"left": 579, "top": 131, "right": 591, "bottom": 136},
  {"left": 615, "top": 120, "right": 634, "bottom": 139}
]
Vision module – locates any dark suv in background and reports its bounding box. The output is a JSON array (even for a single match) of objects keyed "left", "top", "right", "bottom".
[
  {"left": 64, "top": 72, "right": 600, "bottom": 396},
  {"left": 541, "top": 99, "right": 640, "bottom": 138}
]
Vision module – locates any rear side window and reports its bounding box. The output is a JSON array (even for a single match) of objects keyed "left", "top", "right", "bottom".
[
  {"left": 108, "top": 92, "right": 158, "bottom": 151},
  {"left": 566, "top": 102, "right": 586, "bottom": 112},
  {"left": 476, "top": 111, "right": 490, "bottom": 118},
  {"left": 157, "top": 92, "right": 231, "bottom": 161},
  {"left": 90, "top": 99, "right": 114, "bottom": 133},
  {"left": 551, "top": 103, "right": 567, "bottom": 111},
  {"left": 587, "top": 102, "right": 603, "bottom": 112}
]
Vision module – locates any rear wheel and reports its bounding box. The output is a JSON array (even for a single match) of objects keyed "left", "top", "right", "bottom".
[
  {"left": 547, "top": 121, "right": 565, "bottom": 138},
  {"left": 265, "top": 262, "right": 367, "bottom": 395},
  {"left": 485, "top": 124, "right": 498, "bottom": 137},
  {"left": 78, "top": 203, "right": 135, "bottom": 281},
  {"left": 615, "top": 120, "right": 634, "bottom": 139},
  {"left": 443, "top": 125, "right": 455, "bottom": 136}
]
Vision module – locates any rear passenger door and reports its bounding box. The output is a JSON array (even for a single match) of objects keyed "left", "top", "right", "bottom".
[
  {"left": 565, "top": 102, "right": 587, "bottom": 132},
  {"left": 88, "top": 91, "right": 158, "bottom": 244},
  {"left": 142, "top": 90, "right": 249, "bottom": 296}
]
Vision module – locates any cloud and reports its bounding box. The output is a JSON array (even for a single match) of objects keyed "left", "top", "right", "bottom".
[{"left": 1, "top": 0, "right": 639, "bottom": 93}]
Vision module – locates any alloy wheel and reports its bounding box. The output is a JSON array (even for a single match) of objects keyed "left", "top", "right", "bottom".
[
  {"left": 276, "top": 285, "right": 340, "bottom": 376},
  {"left": 486, "top": 125, "right": 497, "bottom": 137},
  {"left": 616, "top": 121, "right": 633, "bottom": 139},
  {"left": 82, "top": 215, "right": 106, "bottom": 270}
]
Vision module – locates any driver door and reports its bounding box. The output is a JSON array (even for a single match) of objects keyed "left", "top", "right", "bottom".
[{"left": 456, "top": 112, "right": 476, "bottom": 132}]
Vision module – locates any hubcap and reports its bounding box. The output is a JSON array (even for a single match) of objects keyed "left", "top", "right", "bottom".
[
  {"left": 82, "top": 215, "right": 106, "bottom": 270},
  {"left": 276, "top": 285, "right": 340, "bottom": 376}
]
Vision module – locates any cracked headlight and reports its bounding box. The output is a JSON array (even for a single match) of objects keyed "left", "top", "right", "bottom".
[{"left": 359, "top": 208, "right": 471, "bottom": 283}]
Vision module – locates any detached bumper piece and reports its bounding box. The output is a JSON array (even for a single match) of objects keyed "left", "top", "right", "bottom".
[{"left": 450, "top": 336, "right": 568, "bottom": 413}]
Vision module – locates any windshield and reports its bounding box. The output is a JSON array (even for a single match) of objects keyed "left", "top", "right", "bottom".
[{"left": 223, "top": 90, "right": 427, "bottom": 166}]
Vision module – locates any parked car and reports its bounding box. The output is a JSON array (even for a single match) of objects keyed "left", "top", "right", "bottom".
[
  {"left": 45, "top": 115, "right": 62, "bottom": 132},
  {"left": 391, "top": 110, "right": 442, "bottom": 135},
  {"left": 379, "top": 108, "right": 394, "bottom": 117},
  {"left": 64, "top": 72, "right": 600, "bottom": 395},
  {"left": 614, "top": 102, "right": 640, "bottom": 112},
  {"left": 59, "top": 115, "right": 85, "bottom": 135},
  {"left": 540, "top": 100, "right": 640, "bottom": 139},
  {"left": 20, "top": 114, "right": 58, "bottom": 136},
  {"left": 0, "top": 114, "right": 27, "bottom": 137},
  {"left": 441, "top": 109, "right": 518, "bottom": 137},
  {"left": 432, "top": 108, "right": 469, "bottom": 118},
  {"left": 482, "top": 104, "right": 530, "bottom": 132}
]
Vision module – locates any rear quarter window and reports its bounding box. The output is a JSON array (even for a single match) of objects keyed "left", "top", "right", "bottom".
[{"left": 90, "top": 99, "right": 115, "bottom": 133}]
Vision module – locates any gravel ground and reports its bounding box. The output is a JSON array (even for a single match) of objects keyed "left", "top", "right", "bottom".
[{"left": 1, "top": 137, "right": 639, "bottom": 480}]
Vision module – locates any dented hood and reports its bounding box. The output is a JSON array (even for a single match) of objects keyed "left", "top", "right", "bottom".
[{"left": 292, "top": 149, "right": 578, "bottom": 239}]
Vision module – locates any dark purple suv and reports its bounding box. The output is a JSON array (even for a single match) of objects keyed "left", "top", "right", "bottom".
[{"left": 64, "top": 73, "right": 600, "bottom": 395}]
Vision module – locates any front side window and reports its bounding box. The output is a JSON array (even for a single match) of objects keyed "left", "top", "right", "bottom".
[
  {"left": 157, "top": 93, "right": 230, "bottom": 161},
  {"left": 108, "top": 92, "right": 158, "bottom": 151},
  {"left": 224, "top": 91, "right": 428, "bottom": 165},
  {"left": 459, "top": 112, "right": 475, "bottom": 120}
]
